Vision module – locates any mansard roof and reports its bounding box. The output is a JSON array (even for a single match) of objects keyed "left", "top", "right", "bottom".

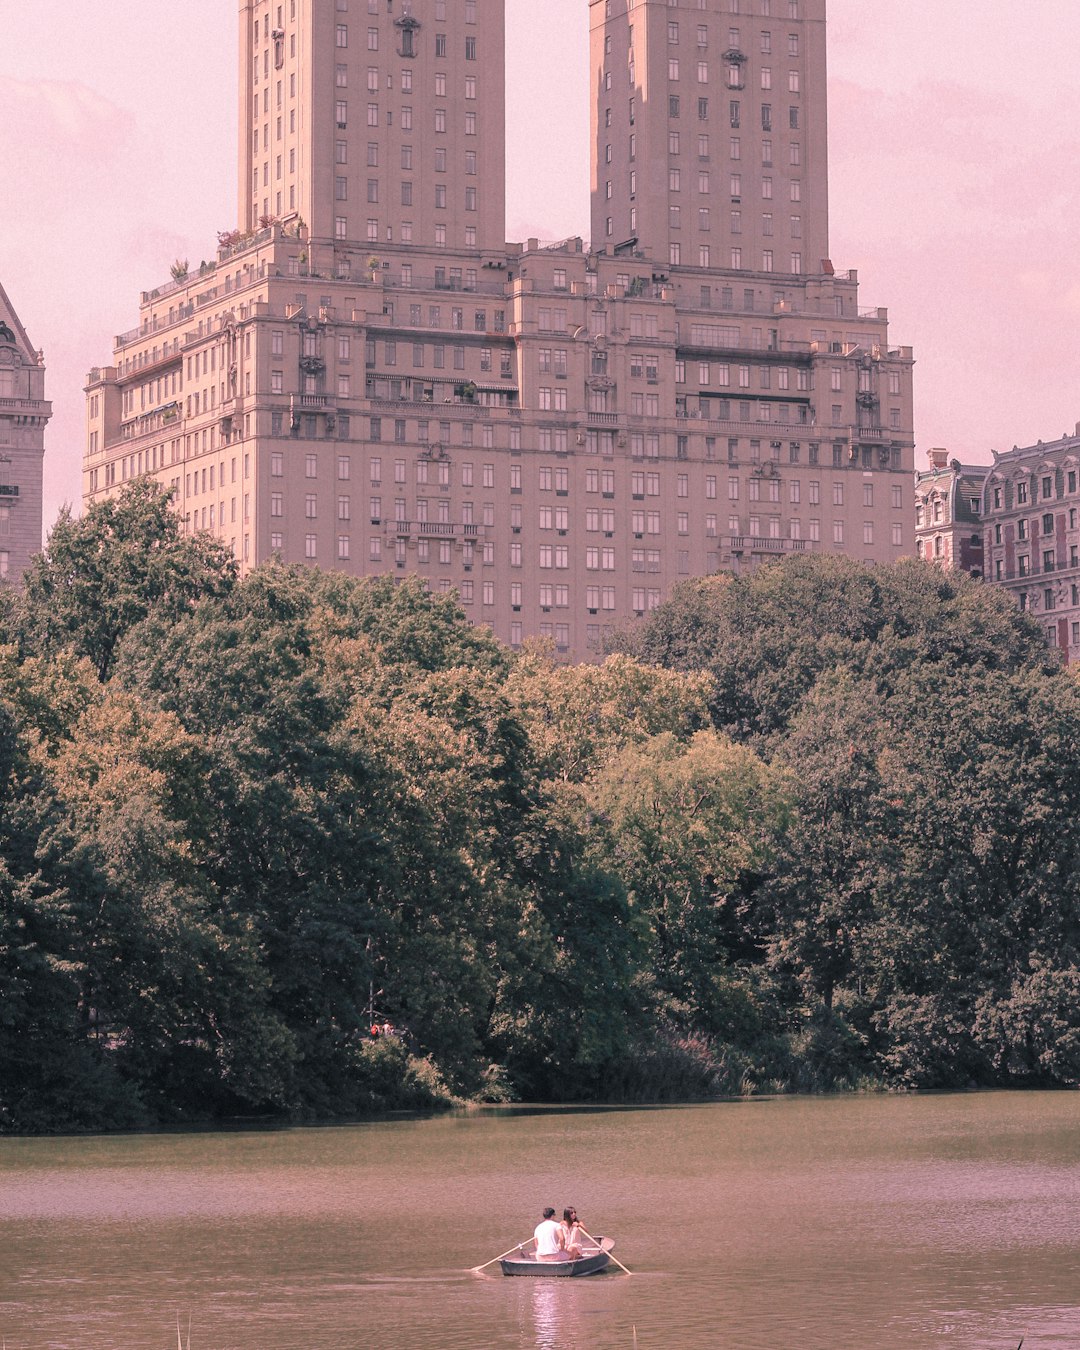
[{"left": 0, "top": 280, "right": 40, "bottom": 364}]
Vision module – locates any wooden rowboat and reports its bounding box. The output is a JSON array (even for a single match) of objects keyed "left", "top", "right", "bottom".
[{"left": 499, "top": 1236, "right": 614, "bottom": 1277}]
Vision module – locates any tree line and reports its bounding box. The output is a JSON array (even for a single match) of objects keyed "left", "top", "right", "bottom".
[{"left": 2, "top": 479, "right": 1079, "bottom": 1132}]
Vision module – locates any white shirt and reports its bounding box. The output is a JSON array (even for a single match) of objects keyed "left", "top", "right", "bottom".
[{"left": 533, "top": 1218, "right": 563, "bottom": 1257}]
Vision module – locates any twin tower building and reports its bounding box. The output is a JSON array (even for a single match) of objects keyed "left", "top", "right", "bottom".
[{"left": 84, "top": 0, "right": 914, "bottom": 659}]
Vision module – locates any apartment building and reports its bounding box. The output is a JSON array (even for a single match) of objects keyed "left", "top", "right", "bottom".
[
  {"left": 980, "top": 431, "right": 1080, "bottom": 661},
  {"left": 0, "top": 281, "right": 49, "bottom": 584},
  {"left": 591, "top": 0, "right": 829, "bottom": 277},
  {"left": 914, "top": 447, "right": 988, "bottom": 576},
  {"left": 85, "top": 0, "right": 914, "bottom": 660}
]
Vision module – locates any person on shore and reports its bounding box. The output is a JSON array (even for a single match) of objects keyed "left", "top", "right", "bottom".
[
  {"left": 533, "top": 1207, "right": 567, "bottom": 1261},
  {"left": 560, "top": 1207, "right": 584, "bottom": 1258}
]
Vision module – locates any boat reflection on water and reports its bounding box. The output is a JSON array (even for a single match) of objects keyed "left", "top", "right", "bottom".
[{"left": 524, "top": 1277, "right": 587, "bottom": 1350}]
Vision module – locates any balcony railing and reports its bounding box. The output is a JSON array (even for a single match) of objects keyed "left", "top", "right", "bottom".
[
  {"left": 1000, "top": 558, "right": 1080, "bottom": 582},
  {"left": 727, "top": 535, "right": 811, "bottom": 554},
  {"left": 675, "top": 411, "right": 812, "bottom": 431},
  {"left": 384, "top": 521, "right": 482, "bottom": 538},
  {"left": 0, "top": 397, "right": 49, "bottom": 417},
  {"left": 384, "top": 274, "right": 508, "bottom": 297},
  {"left": 115, "top": 304, "right": 195, "bottom": 351},
  {"left": 367, "top": 392, "right": 494, "bottom": 417}
]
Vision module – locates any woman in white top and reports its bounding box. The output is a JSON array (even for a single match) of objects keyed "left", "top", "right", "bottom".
[{"left": 560, "top": 1207, "right": 584, "bottom": 1258}]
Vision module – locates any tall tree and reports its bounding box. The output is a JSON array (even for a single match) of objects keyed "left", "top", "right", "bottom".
[
  {"left": 580, "top": 730, "right": 784, "bottom": 1033},
  {"left": 21, "top": 478, "right": 236, "bottom": 681}
]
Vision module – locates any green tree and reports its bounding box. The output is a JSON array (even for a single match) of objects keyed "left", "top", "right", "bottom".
[
  {"left": 617, "top": 555, "right": 1053, "bottom": 742},
  {"left": 764, "top": 661, "right": 1080, "bottom": 1088},
  {"left": 116, "top": 565, "right": 530, "bottom": 1107},
  {"left": 21, "top": 478, "right": 236, "bottom": 681},
  {"left": 581, "top": 730, "right": 784, "bottom": 1033},
  {"left": 507, "top": 648, "right": 713, "bottom": 783}
]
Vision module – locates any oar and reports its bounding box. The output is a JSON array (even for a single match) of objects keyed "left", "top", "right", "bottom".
[
  {"left": 577, "top": 1225, "right": 633, "bottom": 1276},
  {"left": 470, "top": 1239, "right": 531, "bottom": 1273}
]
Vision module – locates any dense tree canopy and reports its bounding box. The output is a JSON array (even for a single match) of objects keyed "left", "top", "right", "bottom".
[
  {"left": 2, "top": 493, "right": 1080, "bottom": 1131},
  {"left": 19, "top": 479, "right": 236, "bottom": 681}
]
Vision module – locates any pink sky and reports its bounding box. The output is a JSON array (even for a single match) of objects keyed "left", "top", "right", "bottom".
[{"left": 3, "top": 0, "right": 1080, "bottom": 536}]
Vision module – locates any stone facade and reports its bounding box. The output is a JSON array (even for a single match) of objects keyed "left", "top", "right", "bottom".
[
  {"left": 914, "top": 447, "right": 989, "bottom": 577},
  {"left": 0, "top": 282, "right": 49, "bottom": 585},
  {"left": 981, "top": 431, "right": 1080, "bottom": 661},
  {"left": 591, "top": 0, "right": 830, "bottom": 281},
  {"left": 84, "top": 0, "right": 914, "bottom": 661}
]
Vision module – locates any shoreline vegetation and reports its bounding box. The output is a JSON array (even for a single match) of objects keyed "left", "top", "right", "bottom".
[{"left": 2, "top": 480, "right": 1080, "bottom": 1135}]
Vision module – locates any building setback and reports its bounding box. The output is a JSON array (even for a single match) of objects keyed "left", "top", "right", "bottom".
[
  {"left": 85, "top": 0, "right": 914, "bottom": 661},
  {"left": 0, "top": 282, "right": 49, "bottom": 585}
]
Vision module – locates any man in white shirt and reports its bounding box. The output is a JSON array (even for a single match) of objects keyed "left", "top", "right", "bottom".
[{"left": 533, "top": 1207, "right": 567, "bottom": 1261}]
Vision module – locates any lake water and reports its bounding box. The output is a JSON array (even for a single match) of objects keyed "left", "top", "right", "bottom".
[{"left": 2, "top": 1092, "right": 1079, "bottom": 1349}]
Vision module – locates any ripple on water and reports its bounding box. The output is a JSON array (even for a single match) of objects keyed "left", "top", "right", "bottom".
[{"left": 3, "top": 1094, "right": 1080, "bottom": 1349}]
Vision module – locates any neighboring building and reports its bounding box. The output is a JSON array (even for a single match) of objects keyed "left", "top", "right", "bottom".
[
  {"left": 914, "top": 447, "right": 989, "bottom": 576},
  {"left": 85, "top": 0, "right": 914, "bottom": 661},
  {"left": 982, "top": 430, "right": 1080, "bottom": 661},
  {"left": 0, "top": 282, "right": 49, "bottom": 585}
]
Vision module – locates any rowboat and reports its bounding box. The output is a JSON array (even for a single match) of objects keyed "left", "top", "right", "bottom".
[{"left": 499, "top": 1236, "right": 614, "bottom": 1278}]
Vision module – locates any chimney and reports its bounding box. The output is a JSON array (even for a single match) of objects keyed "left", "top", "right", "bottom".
[{"left": 928, "top": 447, "right": 949, "bottom": 470}]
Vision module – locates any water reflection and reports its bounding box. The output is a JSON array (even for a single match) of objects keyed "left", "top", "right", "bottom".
[
  {"left": 528, "top": 1279, "right": 571, "bottom": 1349},
  {"left": 518, "top": 1272, "right": 618, "bottom": 1350},
  {"left": 3, "top": 1094, "right": 1080, "bottom": 1349}
]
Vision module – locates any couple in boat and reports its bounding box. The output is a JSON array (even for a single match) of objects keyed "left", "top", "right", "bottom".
[{"left": 533, "top": 1206, "right": 586, "bottom": 1261}]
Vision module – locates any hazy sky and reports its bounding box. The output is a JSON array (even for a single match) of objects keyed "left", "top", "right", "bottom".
[{"left": 3, "top": 1, "right": 1080, "bottom": 534}]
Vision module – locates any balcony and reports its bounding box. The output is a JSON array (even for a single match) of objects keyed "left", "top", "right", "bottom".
[
  {"left": 118, "top": 401, "right": 182, "bottom": 441},
  {"left": 121, "top": 343, "right": 184, "bottom": 379},
  {"left": 1000, "top": 558, "right": 1080, "bottom": 582},
  {"left": 366, "top": 391, "right": 493, "bottom": 416},
  {"left": 675, "top": 411, "right": 812, "bottom": 433},
  {"left": 216, "top": 224, "right": 275, "bottom": 264},
  {"left": 291, "top": 394, "right": 328, "bottom": 411},
  {"left": 384, "top": 521, "right": 482, "bottom": 539},
  {"left": 115, "top": 304, "right": 195, "bottom": 351},
  {"left": 0, "top": 397, "right": 50, "bottom": 419},
  {"left": 727, "top": 536, "right": 811, "bottom": 555},
  {"left": 384, "top": 274, "right": 508, "bottom": 297}
]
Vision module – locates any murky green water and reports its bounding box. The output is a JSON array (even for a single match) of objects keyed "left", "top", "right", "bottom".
[{"left": 2, "top": 1093, "right": 1079, "bottom": 1348}]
